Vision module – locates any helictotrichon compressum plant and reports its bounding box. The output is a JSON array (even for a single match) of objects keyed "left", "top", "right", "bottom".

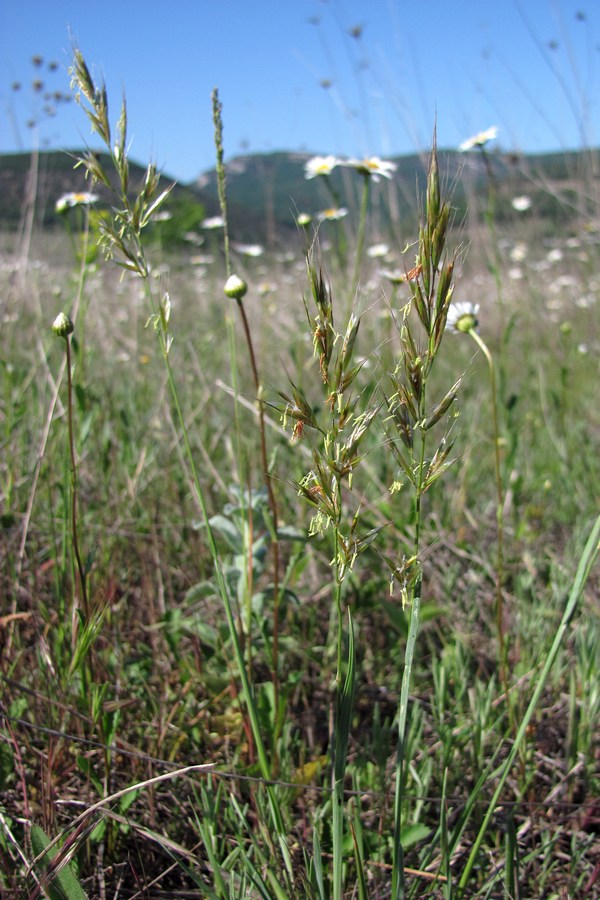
[
  {"left": 382, "top": 137, "right": 465, "bottom": 900},
  {"left": 280, "top": 249, "right": 381, "bottom": 900},
  {"left": 282, "top": 136, "right": 466, "bottom": 899}
]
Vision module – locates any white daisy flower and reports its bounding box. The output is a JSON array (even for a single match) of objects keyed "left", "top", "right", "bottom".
[
  {"left": 232, "top": 242, "right": 264, "bottom": 257},
  {"left": 510, "top": 242, "right": 528, "bottom": 262},
  {"left": 55, "top": 191, "right": 98, "bottom": 213},
  {"left": 304, "top": 155, "right": 341, "bottom": 179},
  {"left": 380, "top": 268, "right": 405, "bottom": 285},
  {"left": 446, "top": 301, "right": 479, "bottom": 333},
  {"left": 344, "top": 156, "right": 397, "bottom": 181},
  {"left": 201, "top": 215, "right": 225, "bottom": 229},
  {"left": 367, "top": 243, "right": 390, "bottom": 258},
  {"left": 511, "top": 195, "right": 532, "bottom": 212},
  {"left": 317, "top": 206, "right": 348, "bottom": 221},
  {"left": 459, "top": 126, "right": 498, "bottom": 151}
]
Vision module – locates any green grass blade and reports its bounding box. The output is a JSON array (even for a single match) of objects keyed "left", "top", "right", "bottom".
[
  {"left": 458, "top": 513, "right": 600, "bottom": 892},
  {"left": 332, "top": 609, "right": 356, "bottom": 900},
  {"left": 392, "top": 578, "right": 422, "bottom": 900},
  {"left": 309, "top": 826, "right": 327, "bottom": 900}
]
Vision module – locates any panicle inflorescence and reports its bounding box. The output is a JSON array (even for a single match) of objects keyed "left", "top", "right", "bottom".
[
  {"left": 68, "top": 48, "right": 172, "bottom": 278},
  {"left": 383, "top": 136, "right": 461, "bottom": 512},
  {"left": 282, "top": 251, "right": 380, "bottom": 574},
  {"left": 288, "top": 136, "right": 462, "bottom": 584}
]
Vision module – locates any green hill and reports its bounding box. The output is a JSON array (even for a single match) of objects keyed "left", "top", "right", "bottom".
[{"left": 1, "top": 146, "right": 597, "bottom": 248}]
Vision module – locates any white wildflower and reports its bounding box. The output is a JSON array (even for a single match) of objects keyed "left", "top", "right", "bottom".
[
  {"left": 344, "top": 156, "right": 397, "bottom": 181},
  {"left": 446, "top": 302, "right": 479, "bottom": 334},
  {"left": 317, "top": 207, "right": 348, "bottom": 221},
  {"left": 367, "top": 243, "right": 390, "bottom": 258},
  {"left": 201, "top": 215, "right": 225, "bottom": 229},
  {"left": 511, "top": 195, "right": 531, "bottom": 212},
  {"left": 55, "top": 191, "right": 98, "bottom": 213},
  {"left": 232, "top": 242, "right": 264, "bottom": 257},
  {"left": 304, "top": 155, "right": 340, "bottom": 179},
  {"left": 459, "top": 126, "right": 498, "bottom": 151}
]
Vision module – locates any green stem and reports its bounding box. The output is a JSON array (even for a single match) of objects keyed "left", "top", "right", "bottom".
[
  {"left": 74, "top": 211, "right": 91, "bottom": 380},
  {"left": 322, "top": 176, "right": 348, "bottom": 271},
  {"left": 331, "top": 475, "right": 352, "bottom": 900},
  {"left": 332, "top": 570, "right": 344, "bottom": 900},
  {"left": 236, "top": 297, "right": 282, "bottom": 730},
  {"left": 479, "top": 145, "right": 507, "bottom": 390},
  {"left": 145, "top": 275, "right": 293, "bottom": 882},
  {"left": 65, "top": 337, "right": 89, "bottom": 620},
  {"left": 392, "top": 415, "right": 427, "bottom": 899},
  {"left": 468, "top": 328, "right": 510, "bottom": 710},
  {"left": 349, "top": 174, "right": 370, "bottom": 301},
  {"left": 213, "top": 88, "right": 283, "bottom": 748}
]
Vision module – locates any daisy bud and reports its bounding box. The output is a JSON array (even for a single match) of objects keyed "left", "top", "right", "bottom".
[
  {"left": 224, "top": 274, "right": 248, "bottom": 300},
  {"left": 52, "top": 312, "right": 74, "bottom": 338}
]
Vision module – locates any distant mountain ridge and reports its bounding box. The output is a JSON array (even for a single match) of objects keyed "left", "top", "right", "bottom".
[{"left": 1, "top": 147, "right": 597, "bottom": 247}]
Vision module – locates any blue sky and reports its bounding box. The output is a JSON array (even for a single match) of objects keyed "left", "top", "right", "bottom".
[{"left": 1, "top": 0, "right": 598, "bottom": 183}]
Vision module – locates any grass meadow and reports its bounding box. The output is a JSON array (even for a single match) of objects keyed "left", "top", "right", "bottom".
[{"left": 1, "top": 50, "right": 599, "bottom": 899}]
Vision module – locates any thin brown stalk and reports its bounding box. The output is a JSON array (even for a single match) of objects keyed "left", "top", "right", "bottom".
[
  {"left": 235, "top": 298, "right": 282, "bottom": 719},
  {"left": 64, "top": 336, "right": 89, "bottom": 621}
]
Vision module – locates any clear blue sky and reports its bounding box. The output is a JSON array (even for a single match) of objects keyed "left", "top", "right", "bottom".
[{"left": 1, "top": 0, "right": 598, "bottom": 183}]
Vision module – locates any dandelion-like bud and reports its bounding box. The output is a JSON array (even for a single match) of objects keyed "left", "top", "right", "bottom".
[
  {"left": 52, "top": 312, "right": 74, "bottom": 337},
  {"left": 224, "top": 274, "right": 248, "bottom": 300}
]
